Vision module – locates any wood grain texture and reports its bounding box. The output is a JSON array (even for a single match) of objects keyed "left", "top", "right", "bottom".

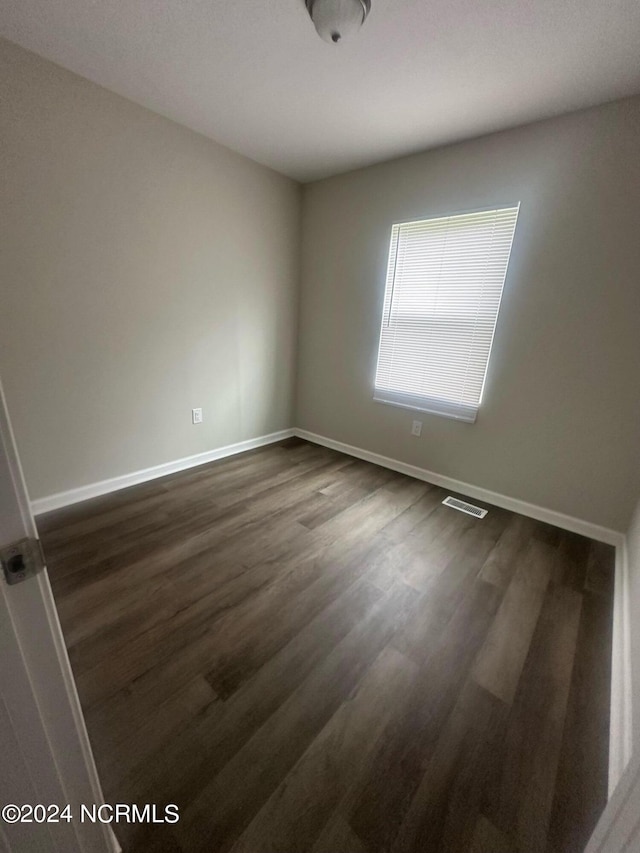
[
  {"left": 39, "top": 438, "right": 614, "bottom": 853},
  {"left": 472, "top": 539, "right": 553, "bottom": 704},
  {"left": 480, "top": 583, "right": 583, "bottom": 852}
]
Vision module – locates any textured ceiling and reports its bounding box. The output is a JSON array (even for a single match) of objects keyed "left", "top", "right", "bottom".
[{"left": 1, "top": 0, "right": 640, "bottom": 181}]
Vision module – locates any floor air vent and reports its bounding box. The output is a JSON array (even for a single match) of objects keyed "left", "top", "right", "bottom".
[{"left": 442, "top": 496, "right": 488, "bottom": 518}]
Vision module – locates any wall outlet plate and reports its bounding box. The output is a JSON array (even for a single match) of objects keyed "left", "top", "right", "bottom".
[
  {"left": 411, "top": 420, "right": 422, "bottom": 437},
  {"left": 192, "top": 408, "right": 203, "bottom": 424}
]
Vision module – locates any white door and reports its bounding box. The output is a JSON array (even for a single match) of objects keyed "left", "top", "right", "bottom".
[{"left": 0, "top": 378, "right": 116, "bottom": 853}]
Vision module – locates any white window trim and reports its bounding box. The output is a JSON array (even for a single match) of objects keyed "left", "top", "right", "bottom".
[
  {"left": 373, "top": 390, "right": 479, "bottom": 423},
  {"left": 373, "top": 203, "right": 520, "bottom": 423}
]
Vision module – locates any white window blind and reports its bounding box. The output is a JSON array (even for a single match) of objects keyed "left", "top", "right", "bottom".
[{"left": 374, "top": 205, "right": 520, "bottom": 423}]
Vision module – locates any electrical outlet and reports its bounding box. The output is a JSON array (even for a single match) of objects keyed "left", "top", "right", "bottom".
[
  {"left": 411, "top": 419, "right": 422, "bottom": 437},
  {"left": 192, "top": 408, "right": 203, "bottom": 425}
]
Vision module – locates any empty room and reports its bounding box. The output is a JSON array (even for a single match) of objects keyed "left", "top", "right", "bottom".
[{"left": 1, "top": 1, "right": 640, "bottom": 852}]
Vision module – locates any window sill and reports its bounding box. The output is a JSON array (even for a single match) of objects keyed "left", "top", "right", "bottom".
[{"left": 373, "top": 393, "right": 477, "bottom": 424}]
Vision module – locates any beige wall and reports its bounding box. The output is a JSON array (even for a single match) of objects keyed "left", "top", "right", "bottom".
[
  {"left": 2, "top": 35, "right": 639, "bottom": 532},
  {"left": 0, "top": 39, "right": 301, "bottom": 501},
  {"left": 297, "top": 98, "right": 640, "bottom": 531}
]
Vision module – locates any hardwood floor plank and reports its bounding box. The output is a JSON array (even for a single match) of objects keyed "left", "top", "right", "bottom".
[
  {"left": 391, "top": 507, "right": 509, "bottom": 665},
  {"left": 468, "top": 815, "right": 513, "bottom": 853},
  {"left": 48, "top": 449, "right": 348, "bottom": 591},
  {"left": 585, "top": 540, "right": 616, "bottom": 597},
  {"left": 481, "top": 583, "right": 583, "bottom": 852},
  {"left": 550, "top": 530, "right": 591, "bottom": 592},
  {"left": 379, "top": 485, "right": 443, "bottom": 542},
  {"left": 41, "top": 445, "right": 293, "bottom": 544},
  {"left": 311, "top": 814, "right": 367, "bottom": 853},
  {"left": 472, "top": 538, "right": 553, "bottom": 704},
  {"left": 297, "top": 488, "right": 370, "bottom": 530},
  {"left": 310, "top": 478, "right": 429, "bottom": 548},
  {"left": 347, "top": 579, "right": 503, "bottom": 853},
  {"left": 544, "top": 543, "right": 614, "bottom": 853},
  {"left": 392, "top": 680, "right": 508, "bottom": 853},
  {"left": 38, "top": 440, "right": 613, "bottom": 853},
  {"left": 202, "top": 538, "right": 391, "bottom": 700},
  {"left": 230, "top": 646, "right": 419, "bottom": 853},
  {"left": 176, "top": 581, "right": 422, "bottom": 852},
  {"left": 103, "top": 578, "right": 385, "bottom": 804},
  {"left": 75, "top": 549, "right": 304, "bottom": 707},
  {"left": 317, "top": 458, "right": 401, "bottom": 498},
  {"left": 396, "top": 504, "right": 476, "bottom": 592},
  {"left": 96, "top": 676, "right": 216, "bottom": 792},
  {"left": 479, "top": 514, "right": 538, "bottom": 589},
  {"left": 112, "top": 822, "right": 183, "bottom": 853}
]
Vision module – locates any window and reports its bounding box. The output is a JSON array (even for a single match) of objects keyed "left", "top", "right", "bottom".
[{"left": 374, "top": 204, "right": 520, "bottom": 423}]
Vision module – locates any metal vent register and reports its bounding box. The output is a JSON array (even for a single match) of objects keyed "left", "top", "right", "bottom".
[{"left": 442, "top": 496, "right": 488, "bottom": 518}]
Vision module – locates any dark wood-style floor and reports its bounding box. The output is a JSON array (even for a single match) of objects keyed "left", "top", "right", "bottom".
[{"left": 39, "top": 438, "right": 614, "bottom": 853}]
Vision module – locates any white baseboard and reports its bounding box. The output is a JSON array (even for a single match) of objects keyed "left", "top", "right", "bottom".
[
  {"left": 609, "top": 539, "right": 633, "bottom": 797},
  {"left": 294, "top": 428, "right": 624, "bottom": 547},
  {"left": 30, "top": 429, "right": 295, "bottom": 515},
  {"left": 33, "top": 423, "right": 625, "bottom": 543}
]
